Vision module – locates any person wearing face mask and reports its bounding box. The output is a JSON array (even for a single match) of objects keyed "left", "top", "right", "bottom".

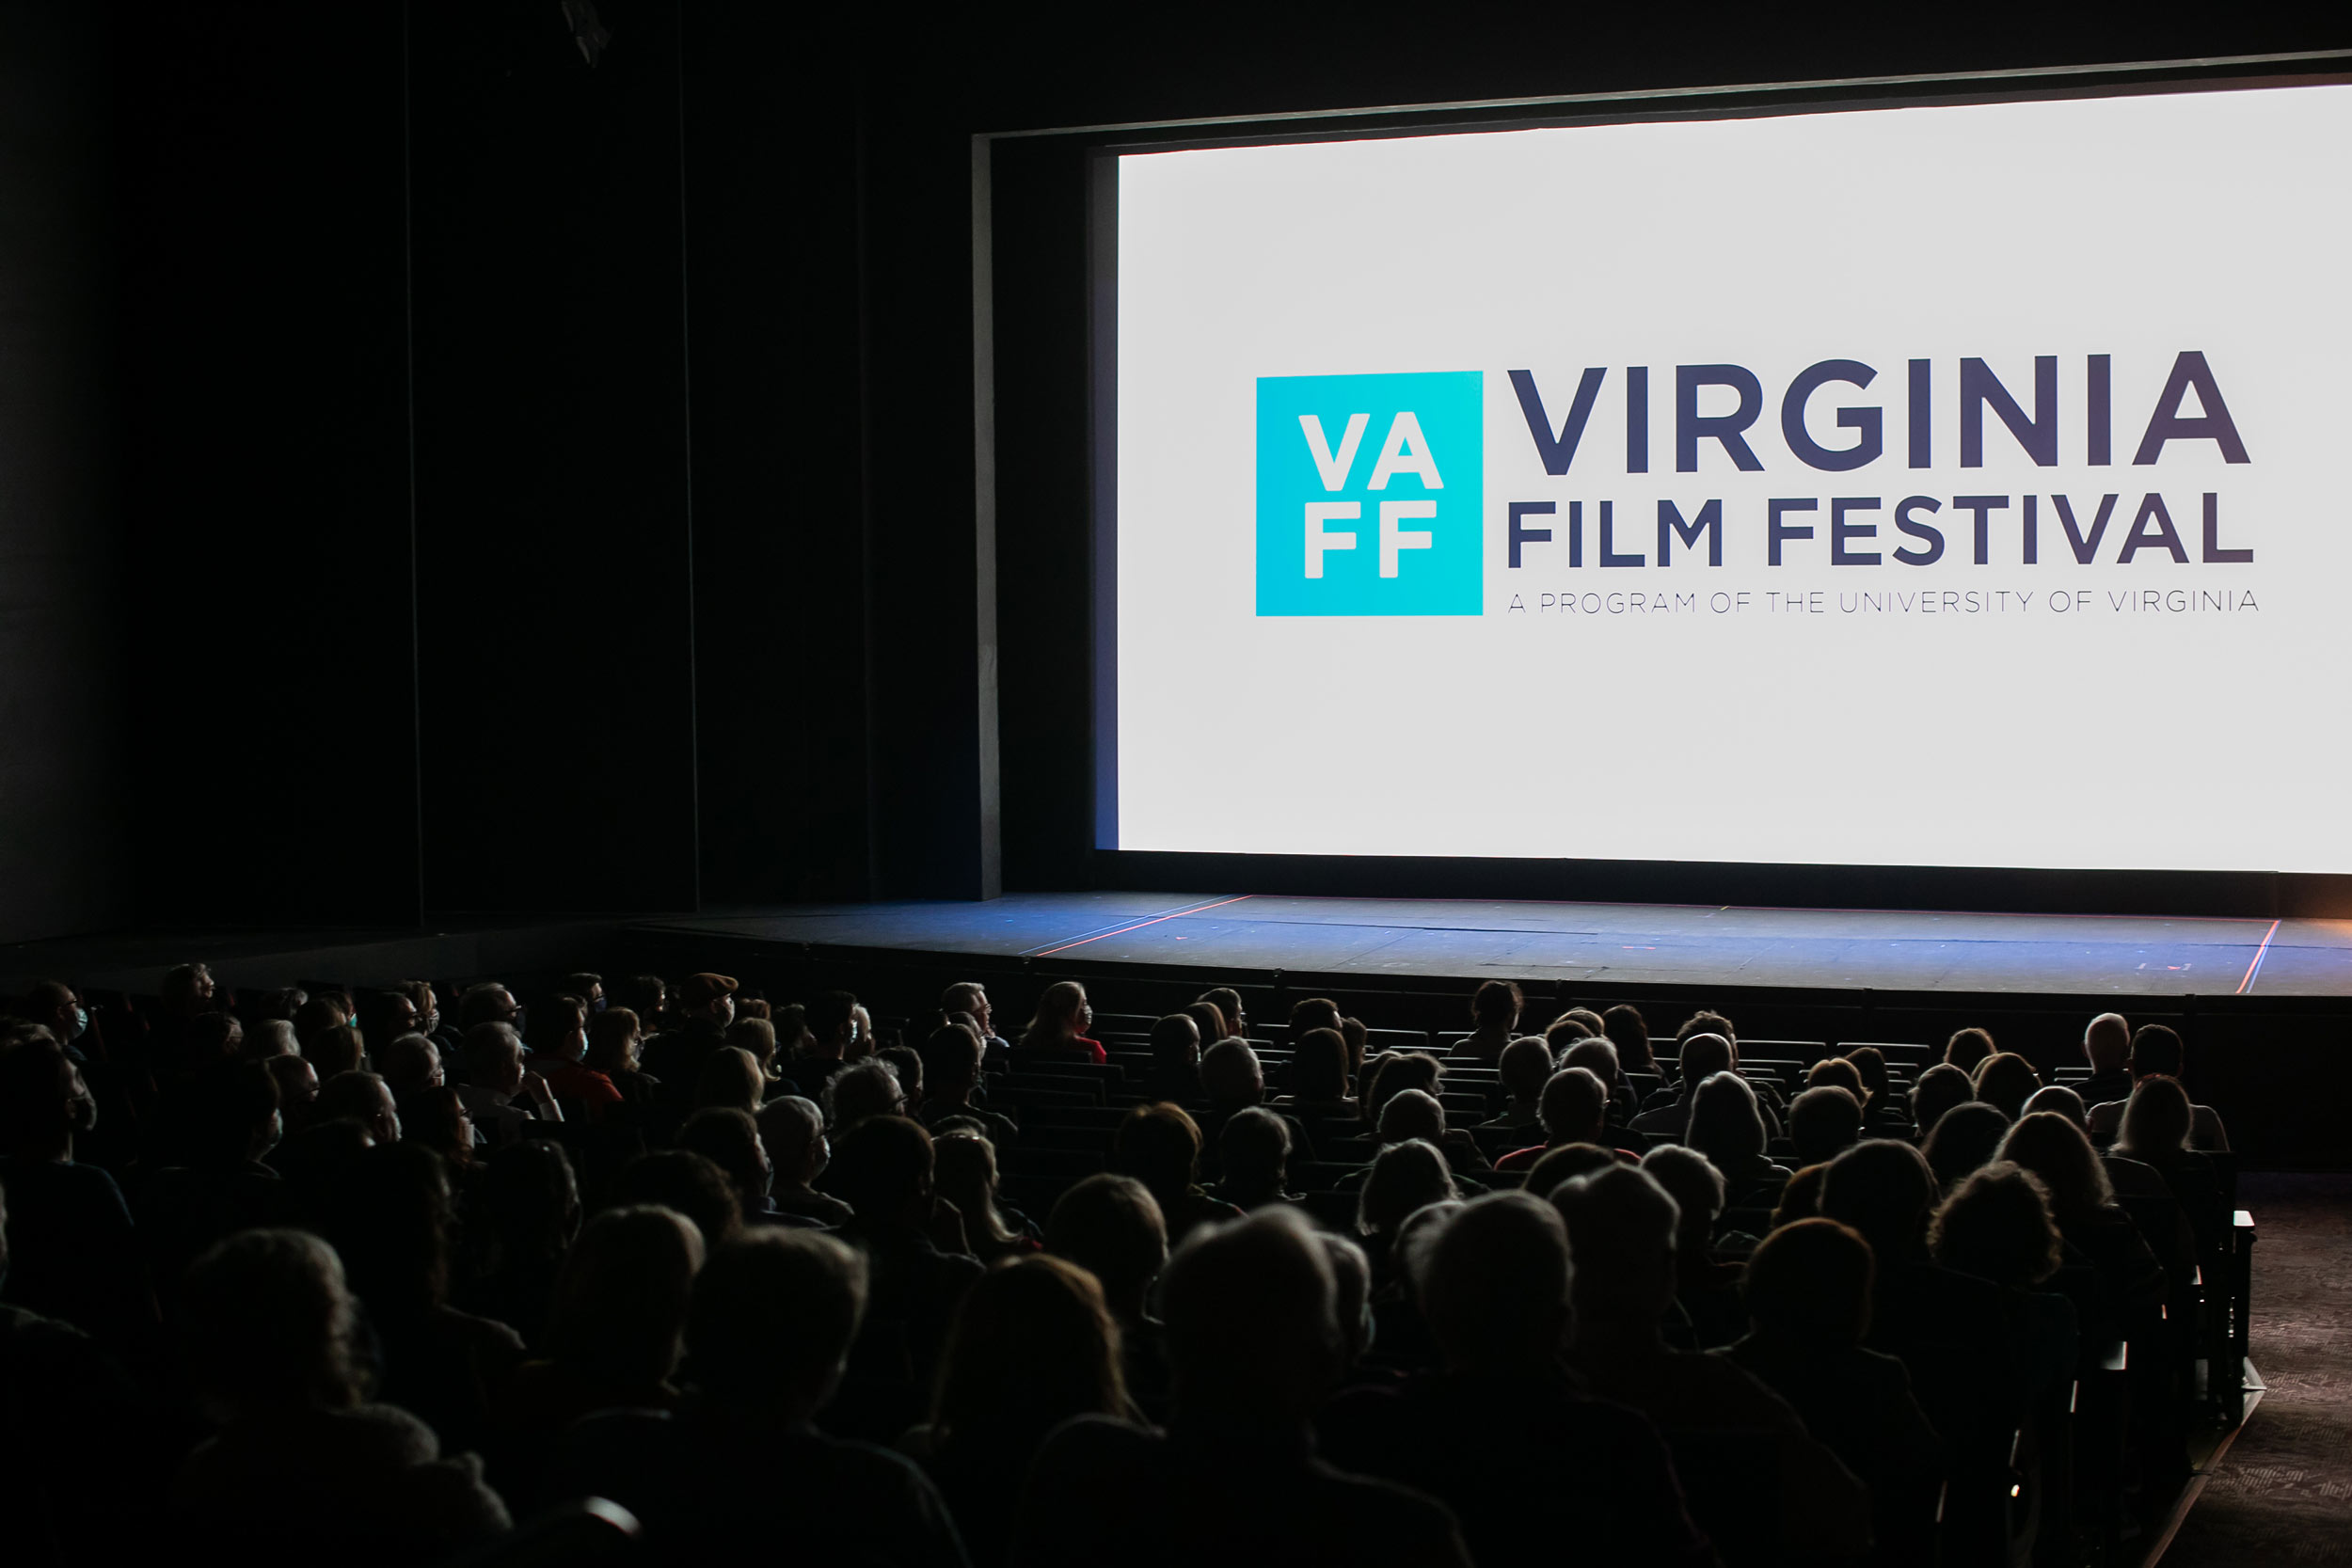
[
  {"left": 19, "top": 979, "right": 140, "bottom": 1170},
  {"left": 564, "top": 973, "right": 608, "bottom": 1015},
  {"left": 0, "top": 1025, "right": 157, "bottom": 1353},
  {"left": 642, "top": 973, "right": 739, "bottom": 1134},
  {"left": 757, "top": 1095, "right": 853, "bottom": 1227}
]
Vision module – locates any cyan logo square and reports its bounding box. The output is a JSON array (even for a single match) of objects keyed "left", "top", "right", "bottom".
[{"left": 1256, "top": 371, "right": 1484, "bottom": 616}]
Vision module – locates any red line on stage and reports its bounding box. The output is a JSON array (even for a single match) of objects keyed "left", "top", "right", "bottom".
[
  {"left": 2237, "top": 919, "right": 2280, "bottom": 995},
  {"left": 1028, "top": 895, "right": 1256, "bottom": 957}
]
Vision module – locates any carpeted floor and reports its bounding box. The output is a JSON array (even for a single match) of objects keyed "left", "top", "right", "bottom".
[{"left": 2163, "top": 1175, "right": 2352, "bottom": 1565}]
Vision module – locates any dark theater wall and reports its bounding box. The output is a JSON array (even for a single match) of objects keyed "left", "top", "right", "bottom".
[
  {"left": 0, "top": 7, "right": 128, "bottom": 942},
  {"left": 114, "top": 5, "right": 418, "bottom": 928},
  {"left": 4, "top": 2, "right": 2338, "bottom": 942},
  {"left": 405, "top": 1, "right": 699, "bottom": 914}
]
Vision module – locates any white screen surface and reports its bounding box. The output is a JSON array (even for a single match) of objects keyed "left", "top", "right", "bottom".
[{"left": 1110, "top": 84, "right": 2352, "bottom": 872}]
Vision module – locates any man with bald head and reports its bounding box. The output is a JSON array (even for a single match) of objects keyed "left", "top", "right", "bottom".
[{"left": 2078, "top": 1013, "right": 2134, "bottom": 1109}]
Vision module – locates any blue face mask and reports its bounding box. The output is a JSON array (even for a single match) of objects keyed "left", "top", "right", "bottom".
[
  {"left": 590, "top": 995, "right": 608, "bottom": 1013},
  {"left": 71, "top": 1006, "right": 88, "bottom": 1041}
]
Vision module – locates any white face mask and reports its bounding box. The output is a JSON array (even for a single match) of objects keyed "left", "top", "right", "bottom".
[{"left": 70, "top": 1006, "right": 88, "bottom": 1041}]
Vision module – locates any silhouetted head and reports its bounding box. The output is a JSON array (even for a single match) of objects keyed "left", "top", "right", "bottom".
[
  {"left": 1421, "top": 1192, "right": 1574, "bottom": 1372},
  {"left": 1686, "top": 1072, "right": 1769, "bottom": 1169},
  {"left": 1524, "top": 1143, "right": 1619, "bottom": 1198},
  {"left": 1998, "top": 1110, "right": 2113, "bottom": 1228},
  {"left": 930, "top": 1254, "right": 1126, "bottom": 1446},
  {"left": 2117, "top": 1073, "right": 2194, "bottom": 1162},
  {"left": 1923, "top": 1101, "right": 2013, "bottom": 1193},
  {"left": 2022, "top": 1085, "right": 2088, "bottom": 1129},
  {"left": 1788, "top": 1085, "right": 1863, "bottom": 1167},
  {"left": 1943, "top": 1027, "right": 1996, "bottom": 1074},
  {"left": 1640, "top": 1144, "right": 1725, "bottom": 1257},
  {"left": 544, "top": 1204, "right": 705, "bottom": 1396},
  {"left": 828, "top": 1115, "right": 934, "bottom": 1228},
  {"left": 1200, "top": 1038, "right": 1264, "bottom": 1108},
  {"left": 1499, "top": 1037, "right": 1554, "bottom": 1103},
  {"left": 612, "top": 1149, "right": 742, "bottom": 1248},
  {"left": 679, "top": 1107, "right": 772, "bottom": 1212},
  {"left": 1538, "top": 1066, "right": 1609, "bottom": 1146},
  {"left": 1377, "top": 1087, "right": 1446, "bottom": 1147},
  {"left": 1908, "top": 1063, "right": 1974, "bottom": 1136},
  {"left": 1218, "top": 1107, "right": 1291, "bottom": 1198},
  {"left": 1820, "top": 1138, "right": 1936, "bottom": 1263},
  {"left": 1971, "top": 1052, "right": 2042, "bottom": 1119},
  {"left": 1601, "top": 1004, "right": 1654, "bottom": 1070},
  {"left": 1289, "top": 1026, "right": 1350, "bottom": 1101},
  {"left": 1358, "top": 1138, "right": 1458, "bottom": 1240},
  {"left": 1470, "top": 980, "right": 1523, "bottom": 1032},
  {"left": 2084, "top": 1012, "right": 2130, "bottom": 1071},
  {"left": 687, "top": 1045, "right": 758, "bottom": 1112},
  {"left": 689, "top": 1229, "right": 867, "bottom": 1425},
  {"left": 1743, "top": 1217, "right": 1874, "bottom": 1349},
  {"left": 181, "top": 1228, "right": 361, "bottom": 1416},
  {"left": 1046, "top": 1173, "right": 1167, "bottom": 1322},
  {"left": 1162, "top": 1208, "right": 1342, "bottom": 1422},
  {"left": 1552, "top": 1164, "right": 1679, "bottom": 1328},
  {"left": 1930, "top": 1162, "right": 2061, "bottom": 1288},
  {"left": 2128, "top": 1024, "right": 2185, "bottom": 1080},
  {"left": 1677, "top": 1032, "right": 1732, "bottom": 1087},
  {"left": 1113, "top": 1102, "right": 1204, "bottom": 1207}
]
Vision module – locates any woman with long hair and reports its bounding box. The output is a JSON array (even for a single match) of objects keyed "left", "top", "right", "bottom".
[
  {"left": 931, "top": 1131, "right": 1039, "bottom": 1264},
  {"left": 1018, "top": 980, "right": 1105, "bottom": 1064}
]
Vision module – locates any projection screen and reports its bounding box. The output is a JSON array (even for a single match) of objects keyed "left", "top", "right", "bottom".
[{"left": 1102, "top": 80, "right": 2352, "bottom": 873}]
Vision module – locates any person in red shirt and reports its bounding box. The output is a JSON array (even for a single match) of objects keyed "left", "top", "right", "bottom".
[{"left": 1017, "top": 980, "right": 1105, "bottom": 1064}]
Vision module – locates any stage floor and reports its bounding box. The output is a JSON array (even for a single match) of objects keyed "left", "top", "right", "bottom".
[{"left": 651, "top": 893, "right": 2352, "bottom": 998}]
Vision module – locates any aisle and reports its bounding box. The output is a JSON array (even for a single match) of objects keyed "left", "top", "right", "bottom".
[{"left": 2162, "top": 1176, "right": 2352, "bottom": 1564}]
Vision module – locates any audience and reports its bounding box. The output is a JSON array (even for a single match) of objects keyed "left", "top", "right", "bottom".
[{"left": 0, "top": 962, "right": 2256, "bottom": 1566}]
